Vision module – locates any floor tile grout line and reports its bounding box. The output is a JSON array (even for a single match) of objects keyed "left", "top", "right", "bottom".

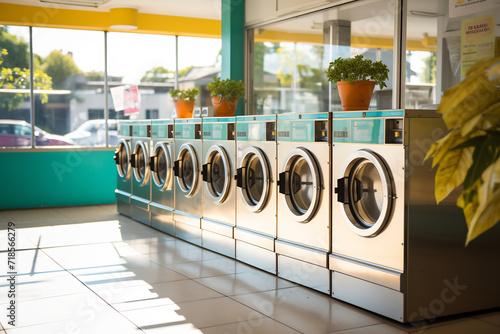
[
  {"left": 471, "top": 316, "right": 500, "bottom": 328},
  {"left": 36, "top": 246, "right": 148, "bottom": 334}
]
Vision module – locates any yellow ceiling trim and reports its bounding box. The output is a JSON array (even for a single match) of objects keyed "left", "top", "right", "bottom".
[
  {"left": 255, "top": 30, "right": 436, "bottom": 52},
  {"left": 0, "top": 3, "right": 221, "bottom": 38}
]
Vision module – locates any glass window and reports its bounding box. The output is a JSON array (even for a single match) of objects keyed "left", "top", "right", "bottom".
[
  {"left": 177, "top": 36, "right": 222, "bottom": 110},
  {"left": 249, "top": 0, "right": 395, "bottom": 114},
  {"left": 406, "top": 0, "right": 500, "bottom": 109},
  {"left": 108, "top": 32, "right": 176, "bottom": 123},
  {"left": 32, "top": 27, "right": 104, "bottom": 147},
  {"left": 0, "top": 25, "right": 32, "bottom": 148}
]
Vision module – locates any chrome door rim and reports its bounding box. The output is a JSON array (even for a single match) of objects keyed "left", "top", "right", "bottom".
[
  {"left": 339, "top": 149, "right": 394, "bottom": 237},
  {"left": 281, "top": 147, "right": 321, "bottom": 223},
  {"left": 238, "top": 146, "right": 271, "bottom": 213},
  {"left": 132, "top": 140, "right": 150, "bottom": 186},
  {"left": 204, "top": 145, "right": 231, "bottom": 204},
  {"left": 176, "top": 143, "right": 199, "bottom": 197},
  {"left": 116, "top": 138, "right": 131, "bottom": 180},
  {"left": 152, "top": 141, "right": 172, "bottom": 191}
]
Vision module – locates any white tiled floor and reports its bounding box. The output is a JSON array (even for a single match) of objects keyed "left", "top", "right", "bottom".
[{"left": 0, "top": 205, "right": 499, "bottom": 334}]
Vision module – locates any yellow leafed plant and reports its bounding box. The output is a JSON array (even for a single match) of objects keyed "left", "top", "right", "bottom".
[{"left": 425, "top": 56, "right": 500, "bottom": 245}]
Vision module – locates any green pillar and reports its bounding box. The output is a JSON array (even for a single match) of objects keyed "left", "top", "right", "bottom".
[{"left": 221, "top": 0, "right": 245, "bottom": 115}]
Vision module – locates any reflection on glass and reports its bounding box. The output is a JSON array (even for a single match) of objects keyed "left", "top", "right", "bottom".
[
  {"left": 246, "top": 154, "right": 264, "bottom": 205},
  {"left": 210, "top": 153, "right": 226, "bottom": 197},
  {"left": 406, "top": 0, "right": 500, "bottom": 109},
  {"left": 290, "top": 157, "right": 313, "bottom": 214},
  {"left": 137, "top": 145, "right": 146, "bottom": 180},
  {"left": 177, "top": 36, "right": 222, "bottom": 110},
  {"left": 181, "top": 150, "right": 194, "bottom": 191},
  {"left": 251, "top": 0, "right": 395, "bottom": 114},
  {"left": 351, "top": 161, "right": 383, "bottom": 226},
  {"left": 156, "top": 147, "right": 167, "bottom": 185},
  {"left": 108, "top": 32, "right": 176, "bottom": 121},
  {"left": 32, "top": 27, "right": 104, "bottom": 147},
  {"left": 116, "top": 142, "right": 129, "bottom": 177},
  {"left": 0, "top": 26, "right": 32, "bottom": 148}
]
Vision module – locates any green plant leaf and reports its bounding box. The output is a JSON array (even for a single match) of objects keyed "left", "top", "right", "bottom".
[
  {"left": 425, "top": 130, "right": 466, "bottom": 168},
  {"left": 466, "top": 187, "right": 500, "bottom": 245},
  {"left": 460, "top": 133, "right": 500, "bottom": 190},
  {"left": 460, "top": 101, "right": 500, "bottom": 136},
  {"left": 434, "top": 145, "right": 473, "bottom": 203}
]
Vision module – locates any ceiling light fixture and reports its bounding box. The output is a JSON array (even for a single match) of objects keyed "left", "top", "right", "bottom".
[
  {"left": 39, "top": 0, "right": 110, "bottom": 8},
  {"left": 109, "top": 8, "right": 138, "bottom": 30}
]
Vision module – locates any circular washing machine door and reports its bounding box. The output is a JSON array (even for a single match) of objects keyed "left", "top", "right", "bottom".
[
  {"left": 175, "top": 143, "right": 199, "bottom": 198},
  {"left": 278, "top": 148, "right": 322, "bottom": 223},
  {"left": 151, "top": 142, "right": 173, "bottom": 191},
  {"left": 236, "top": 147, "right": 271, "bottom": 213},
  {"left": 131, "top": 141, "right": 150, "bottom": 186},
  {"left": 335, "top": 149, "right": 394, "bottom": 237},
  {"left": 114, "top": 139, "right": 131, "bottom": 180},
  {"left": 202, "top": 145, "right": 231, "bottom": 204}
]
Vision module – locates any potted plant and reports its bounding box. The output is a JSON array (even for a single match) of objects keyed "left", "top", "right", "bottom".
[
  {"left": 169, "top": 87, "right": 199, "bottom": 118},
  {"left": 206, "top": 77, "right": 245, "bottom": 116},
  {"left": 425, "top": 56, "right": 500, "bottom": 245},
  {"left": 326, "top": 55, "right": 389, "bottom": 111}
]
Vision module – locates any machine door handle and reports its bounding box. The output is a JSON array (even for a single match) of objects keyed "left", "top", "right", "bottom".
[
  {"left": 202, "top": 163, "right": 211, "bottom": 182},
  {"left": 236, "top": 167, "right": 245, "bottom": 189},
  {"left": 149, "top": 156, "right": 156, "bottom": 172},
  {"left": 173, "top": 160, "right": 182, "bottom": 178},
  {"left": 130, "top": 153, "right": 136, "bottom": 168},
  {"left": 278, "top": 171, "right": 290, "bottom": 195},
  {"left": 335, "top": 177, "right": 349, "bottom": 204},
  {"left": 113, "top": 151, "right": 120, "bottom": 165}
]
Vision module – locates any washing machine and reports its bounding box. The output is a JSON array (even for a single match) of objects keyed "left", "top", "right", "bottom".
[
  {"left": 330, "top": 110, "right": 500, "bottom": 323},
  {"left": 200, "top": 117, "right": 237, "bottom": 258},
  {"left": 275, "top": 112, "right": 331, "bottom": 294},
  {"left": 130, "top": 120, "right": 152, "bottom": 226},
  {"left": 234, "top": 115, "right": 277, "bottom": 273},
  {"left": 173, "top": 118, "right": 203, "bottom": 246},
  {"left": 150, "top": 119, "right": 175, "bottom": 235},
  {"left": 114, "top": 120, "right": 134, "bottom": 217}
]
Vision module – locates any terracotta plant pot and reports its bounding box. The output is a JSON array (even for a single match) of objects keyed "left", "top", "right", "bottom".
[
  {"left": 211, "top": 96, "right": 239, "bottom": 117},
  {"left": 174, "top": 100, "right": 195, "bottom": 118},
  {"left": 337, "top": 81, "right": 376, "bottom": 111}
]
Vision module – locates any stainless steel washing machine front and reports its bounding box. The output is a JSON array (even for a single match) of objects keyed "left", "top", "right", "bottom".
[
  {"left": 330, "top": 110, "right": 500, "bottom": 323},
  {"left": 150, "top": 119, "right": 175, "bottom": 235},
  {"left": 200, "top": 117, "right": 237, "bottom": 258},
  {"left": 276, "top": 112, "right": 331, "bottom": 294},
  {"left": 234, "top": 115, "right": 277, "bottom": 273},
  {"left": 130, "top": 120, "right": 152, "bottom": 226},
  {"left": 173, "top": 118, "right": 203, "bottom": 245},
  {"left": 114, "top": 120, "right": 134, "bottom": 217}
]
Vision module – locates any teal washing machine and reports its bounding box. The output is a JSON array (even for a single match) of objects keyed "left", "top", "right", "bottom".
[
  {"left": 200, "top": 117, "right": 237, "bottom": 258},
  {"left": 234, "top": 115, "right": 278, "bottom": 274},
  {"left": 173, "top": 118, "right": 203, "bottom": 246},
  {"left": 130, "top": 120, "right": 152, "bottom": 226},
  {"left": 150, "top": 119, "right": 175, "bottom": 235},
  {"left": 114, "top": 120, "right": 134, "bottom": 217},
  {"left": 276, "top": 112, "right": 332, "bottom": 294}
]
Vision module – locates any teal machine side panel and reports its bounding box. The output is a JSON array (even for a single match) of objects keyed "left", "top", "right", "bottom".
[{"left": 0, "top": 150, "right": 116, "bottom": 210}]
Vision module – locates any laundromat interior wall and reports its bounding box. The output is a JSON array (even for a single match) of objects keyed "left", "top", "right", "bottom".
[
  {"left": 0, "top": 151, "right": 116, "bottom": 210},
  {"left": 0, "top": 2, "right": 227, "bottom": 210}
]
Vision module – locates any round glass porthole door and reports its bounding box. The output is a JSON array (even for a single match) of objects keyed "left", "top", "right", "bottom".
[
  {"left": 237, "top": 147, "right": 271, "bottom": 213},
  {"left": 336, "top": 149, "right": 394, "bottom": 237},
  {"left": 151, "top": 142, "right": 172, "bottom": 191},
  {"left": 175, "top": 143, "right": 199, "bottom": 197},
  {"left": 132, "top": 141, "right": 150, "bottom": 186},
  {"left": 114, "top": 139, "right": 131, "bottom": 180},
  {"left": 203, "top": 145, "right": 231, "bottom": 204},
  {"left": 278, "top": 148, "right": 321, "bottom": 223}
]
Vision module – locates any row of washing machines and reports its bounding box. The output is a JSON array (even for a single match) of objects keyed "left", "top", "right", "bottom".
[{"left": 113, "top": 110, "right": 500, "bottom": 323}]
